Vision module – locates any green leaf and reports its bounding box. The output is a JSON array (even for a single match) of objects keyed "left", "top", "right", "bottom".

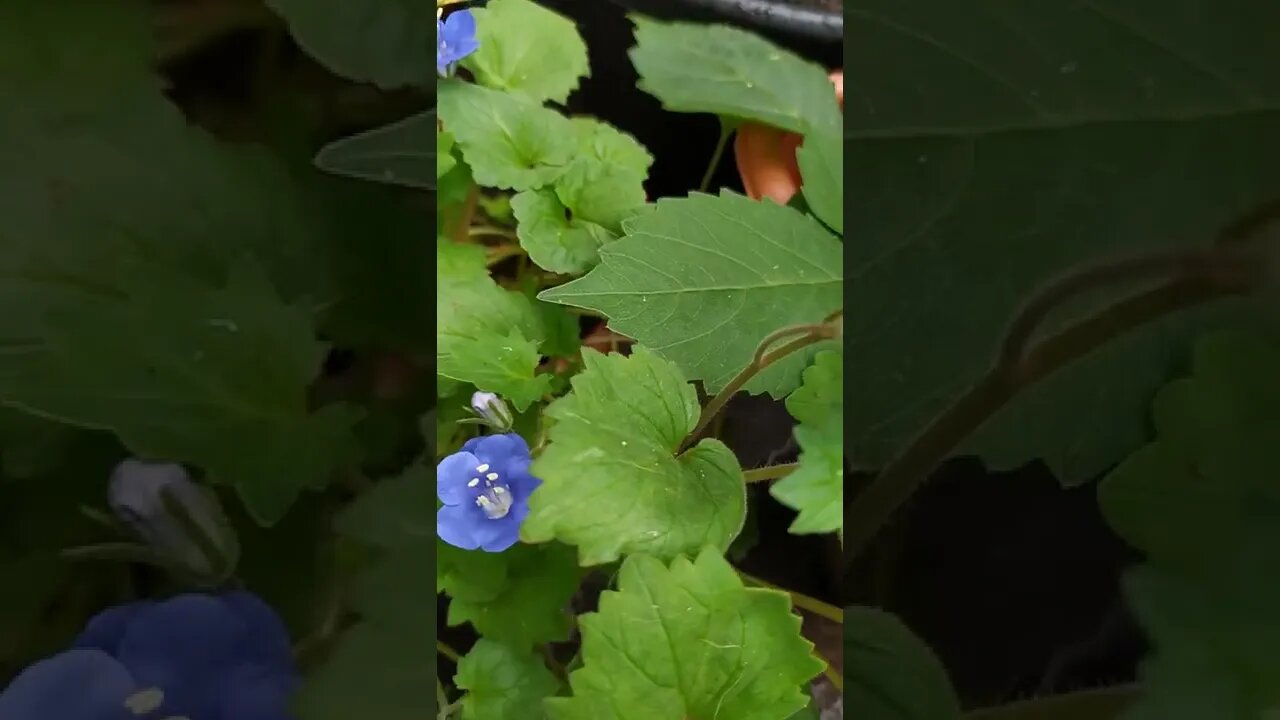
[
  {"left": 296, "top": 623, "right": 431, "bottom": 720},
  {"left": 440, "top": 542, "right": 582, "bottom": 648},
  {"left": 546, "top": 548, "right": 824, "bottom": 720},
  {"left": 456, "top": 640, "right": 561, "bottom": 720},
  {"left": 775, "top": 350, "right": 843, "bottom": 534},
  {"left": 521, "top": 348, "right": 745, "bottom": 565},
  {"left": 0, "top": 433, "right": 126, "bottom": 673},
  {"left": 437, "top": 80, "right": 575, "bottom": 191},
  {"left": 531, "top": 299, "right": 583, "bottom": 359},
  {"left": 436, "top": 543, "right": 507, "bottom": 608},
  {"left": 1098, "top": 331, "right": 1280, "bottom": 718},
  {"left": 438, "top": 131, "right": 458, "bottom": 179},
  {"left": 314, "top": 111, "right": 437, "bottom": 190},
  {"left": 538, "top": 192, "right": 843, "bottom": 397},
  {"left": 845, "top": 2, "right": 1280, "bottom": 482},
  {"left": 846, "top": 606, "right": 962, "bottom": 720},
  {"left": 462, "top": 0, "right": 590, "bottom": 104},
  {"left": 796, "top": 130, "right": 843, "bottom": 234},
  {"left": 437, "top": 239, "right": 553, "bottom": 410},
  {"left": 965, "top": 687, "right": 1137, "bottom": 720},
  {"left": 512, "top": 188, "right": 614, "bottom": 275},
  {"left": 264, "top": 0, "right": 433, "bottom": 89},
  {"left": 1101, "top": 335, "right": 1279, "bottom": 572},
  {"left": 0, "top": 408, "right": 76, "bottom": 479},
  {"left": 845, "top": 2, "right": 1280, "bottom": 137},
  {"left": 629, "top": 17, "right": 841, "bottom": 135},
  {"left": 2, "top": 0, "right": 435, "bottom": 350},
  {"left": 552, "top": 118, "right": 652, "bottom": 232},
  {"left": 297, "top": 465, "right": 434, "bottom": 719},
  {"left": 0, "top": 261, "right": 360, "bottom": 525}
]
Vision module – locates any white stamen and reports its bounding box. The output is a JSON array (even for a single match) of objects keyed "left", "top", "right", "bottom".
[
  {"left": 467, "top": 478, "right": 480, "bottom": 487},
  {"left": 476, "top": 463, "right": 490, "bottom": 473},
  {"left": 125, "top": 688, "right": 165, "bottom": 715},
  {"left": 486, "top": 472, "right": 499, "bottom": 481},
  {"left": 493, "top": 487, "right": 505, "bottom": 494}
]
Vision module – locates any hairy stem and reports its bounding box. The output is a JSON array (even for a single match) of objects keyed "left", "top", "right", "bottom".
[
  {"left": 698, "top": 121, "right": 734, "bottom": 193},
  {"left": 845, "top": 245, "right": 1265, "bottom": 564},
  {"left": 743, "top": 462, "right": 799, "bottom": 483},
  {"left": 998, "top": 248, "right": 1224, "bottom": 371},
  {"left": 470, "top": 225, "right": 518, "bottom": 241},
  {"left": 485, "top": 244, "right": 525, "bottom": 267},
  {"left": 681, "top": 322, "right": 838, "bottom": 453},
  {"left": 738, "top": 569, "right": 844, "bottom": 624},
  {"left": 437, "top": 640, "right": 462, "bottom": 664}
]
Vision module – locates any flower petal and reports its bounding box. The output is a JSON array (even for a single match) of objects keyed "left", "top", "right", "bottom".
[
  {"left": 0, "top": 648, "right": 137, "bottom": 720},
  {"left": 114, "top": 595, "right": 249, "bottom": 715},
  {"left": 505, "top": 468, "right": 542, "bottom": 502},
  {"left": 472, "top": 504, "right": 528, "bottom": 553},
  {"left": 473, "top": 433, "right": 530, "bottom": 467},
  {"left": 208, "top": 662, "right": 298, "bottom": 720},
  {"left": 219, "top": 592, "right": 296, "bottom": 668},
  {"left": 444, "top": 9, "right": 476, "bottom": 39},
  {"left": 437, "top": 504, "right": 481, "bottom": 550},
  {"left": 73, "top": 601, "right": 151, "bottom": 656},
  {"left": 436, "top": 451, "right": 480, "bottom": 506}
]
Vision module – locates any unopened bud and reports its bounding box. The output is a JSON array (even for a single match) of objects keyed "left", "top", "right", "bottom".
[
  {"left": 469, "top": 391, "right": 514, "bottom": 431},
  {"left": 108, "top": 460, "right": 239, "bottom": 585}
]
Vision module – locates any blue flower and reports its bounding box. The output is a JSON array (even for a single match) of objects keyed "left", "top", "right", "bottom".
[
  {"left": 0, "top": 592, "right": 299, "bottom": 720},
  {"left": 437, "top": 9, "right": 480, "bottom": 77},
  {"left": 437, "top": 433, "right": 540, "bottom": 552}
]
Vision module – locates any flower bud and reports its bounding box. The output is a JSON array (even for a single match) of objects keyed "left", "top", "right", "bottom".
[
  {"left": 469, "top": 391, "right": 514, "bottom": 431},
  {"left": 108, "top": 459, "right": 239, "bottom": 585}
]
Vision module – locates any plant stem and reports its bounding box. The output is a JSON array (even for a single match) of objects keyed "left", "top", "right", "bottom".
[
  {"left": 485, "top": 244, "right": 525, "bottom": 267},
  {"left": 542, "top": 645, "right": 567, "bottom": 680},
  {"left": 743, "top": 463, "right": 799, "bottom": 483},
  {"left": 998, "top": 248, "right": 1222, "bottom": 371},
  {"left": 470, "top": 225, "right": 518, "bottom": 240},
  {"left": 436, "top": 680, "right": 450, "bottom": 719},
  {"left": 698, "top": 121, "right": 733, "bottom": 193},
  {"left": 437, "top": 640, "right": 461, "bottom": 664},
  {"left": 681, "top": 326, "right": 835, "bottom": 453},
  {"left": 737, "top": 570, "right": 844, "bottom": 624},
  {"left": 844, "top": 248, "right": 1264, "bottom": 564},
  {"left": 821, "top": 660, "right": 843, "bottom": 692}
]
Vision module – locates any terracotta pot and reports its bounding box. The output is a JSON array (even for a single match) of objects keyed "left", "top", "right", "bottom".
[{"left": 734, "top": 70, "right": 843, "bottom": 206}]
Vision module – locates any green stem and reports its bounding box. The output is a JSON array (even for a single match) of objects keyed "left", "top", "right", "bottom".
[
  {"left": 680, "top": 323, "right": 836, "bottom": 453},
  {"left": 737, "top": 570, "right": 843, "bottom": 624},
  {"left": 542, "top": 645, "right": 567, "bottom": 681},
  {"left": 485, "top": 244, "right": 525, "bottom": 267},
  {"left": 743, "top": 463, "right": 799, "bottom": 483},
  {"left": 436, "top": 680, "right": 449, "bottom": 720},
  {"left": 437, "top": 640, "right": 462, "bottom": 664},
  {"left": 821, "top": 660, "right": 843, "bottom": 692},
  {"left": 698, "top": 121, "right": 734, "bottom": 193},
  {"left": 844, "top": 247, "right": 1264, "bottom": 565},
  {"left": 470, "top": 225, "right": 518, "bottom": 240}
]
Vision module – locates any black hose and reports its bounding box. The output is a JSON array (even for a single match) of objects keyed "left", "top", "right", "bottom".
[{"left": 683, "top": 0, "right": 842, "bottom": 41}]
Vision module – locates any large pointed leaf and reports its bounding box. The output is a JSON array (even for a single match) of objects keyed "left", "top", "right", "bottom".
[
  {"left": 846, "top": 0, "right": 1280, "bottom": 482},
  {"left": 539, "top": 192, "right": 843, "bottom": 397}
]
